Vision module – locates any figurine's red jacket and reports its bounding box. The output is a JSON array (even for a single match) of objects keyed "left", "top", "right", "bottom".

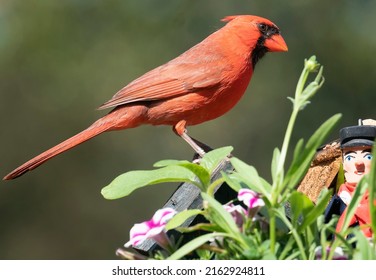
[{"left": 336, "top": 182, "right": 373, "bottom": 238}]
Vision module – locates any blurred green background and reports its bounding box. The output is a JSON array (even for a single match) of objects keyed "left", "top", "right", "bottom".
[{"left": 1, "top": 0, "right": 375, "bottom": 259}]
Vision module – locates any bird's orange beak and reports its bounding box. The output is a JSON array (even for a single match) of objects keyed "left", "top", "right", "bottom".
[{"left": 265, "top": 34, "right": 288, "bottom": 52}]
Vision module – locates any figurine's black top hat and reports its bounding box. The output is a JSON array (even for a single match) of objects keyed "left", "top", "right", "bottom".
[{"left": 340, "top": 125, "right": 376, "bottom": 149}]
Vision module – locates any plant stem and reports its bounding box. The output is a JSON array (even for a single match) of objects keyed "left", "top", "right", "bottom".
[
  {"left": 269, "top": 210, "right": 276, "bottom": 254},
  {"left": 269, "top": 56, "right": 322, "bottom": 255},
  {"left": 274, "top": 108, "right": 299, "bottom": 195},
  {"left": 269, "top": 70, "right": 304, "bottom": 254},
  {"left": 269, "top": 108, "right": 299, "bottom": 255}
]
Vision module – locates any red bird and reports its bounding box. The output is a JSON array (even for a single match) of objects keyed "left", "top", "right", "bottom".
[{"left": 4, "top": 15, "right": 287, "bottom": 180}]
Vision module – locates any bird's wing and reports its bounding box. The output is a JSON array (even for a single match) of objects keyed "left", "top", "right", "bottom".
[{"left": 98, "top": 53, "right": 225, "bottom": 110}]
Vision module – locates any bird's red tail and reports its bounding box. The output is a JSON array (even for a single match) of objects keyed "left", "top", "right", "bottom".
[
  {"left": 4, "top": 105, "right": 147, "bottom": 180},
  {"left": 3, "top": 123, "right": 110, "bottom": 180}
]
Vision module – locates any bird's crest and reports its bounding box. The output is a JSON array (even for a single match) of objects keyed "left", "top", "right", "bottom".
[{"left": 221, "top": 15, "right": 239, "bottom": 22}]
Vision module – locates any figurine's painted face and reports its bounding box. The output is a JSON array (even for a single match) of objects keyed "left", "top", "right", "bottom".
[{"left": 342, "top": 147, "right": 373, "bottom": 186}]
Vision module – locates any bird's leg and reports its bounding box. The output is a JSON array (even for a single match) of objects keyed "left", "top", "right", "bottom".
[
  {"left": 173, "top": 120, "right": 209, "bottom": 158},
  {"left": 180, "top": 133, "right": 206, "bottom": 158}
]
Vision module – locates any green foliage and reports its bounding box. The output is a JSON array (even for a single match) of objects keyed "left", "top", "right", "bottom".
[
  {"left": 101, "top": 146, "right": 233, "bottom": 199},
  {"left": 103, "top": 56, "right": 376, "bottom": 260},
  {"left": 283, "top": 115, "right": 341, "bottom": 193},
  {"left": 229, "top": 157, "right": 272, "bottom": 201},
  {"left": 101, "top": 165, "right": 197, "bottom": 199},
  {"left": 167, "top": 233, "right": 228, "bottom": 260},
  {"left": 369, "top": 146, "right": 376, "bottom": 239}
]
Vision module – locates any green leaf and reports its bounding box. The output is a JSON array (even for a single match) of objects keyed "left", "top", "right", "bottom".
[
  {"left": 221, "top": 172, "right": 242, "bottom": 193},
  {"left": 335, "top": 163, "right": 345, "bottom": 191},
  {"left": 278, "top": 235, "right": 296, "bottom": 260},
  {"left": 271, "top": 148, "right": 281, "bottom": 183},
  {"left": 287, "top": 96, "right": 295, "bottom": 106},
  {"left": 288, "top": 191, "right": 314, "bottom": 227},
  {"left": 167, "top": 232, "right": 228, "bottom": 260},
  {"left": 292, "top": 138, "right": 304, "bottom": 165},
  {"left": 368, "top": 146, "right": 376, "bottom": 238},
  {"left": 165, "top": 209, "right": 203, "bottom": 231},
  {"left": 284, "top": 114, "right": 342, "bottom": 191},
  {"left": 273, "top": 208, "right": 308, "bottom": 260},
  {"left": 201, "top": 192, "right": 240, "bottom": 237},
  {"left": 200, "top": 146, "right": 233, "bottom": 173},
  {"left": 177, "top": 162, "right": 211, "bottom": 188},
  {"left": 353, "top": 231, "right": 376, "bottom": 260},
  {"left": 153, "top": 159, "right": 190, "bottom": 167},
  {"left": 177, "top": 223, "right": 222, "bottom": 233},
  {"left": 298, "top": 189, "right": 331, "bottom": 232},
  {"left": 305, "top": 114, "right": 341, "bottom": 149},
  {"left": 230, "top": 157, "right": 271, "bottom": 197},
  {"left": 299, "top": 66, "right": 324, "bottom": 108},
  {"left": 153, "top": 159, "right": 210, "bottom": 187},
  {"left": 101, "top": 165, "right": 198, "bottom": 200}
]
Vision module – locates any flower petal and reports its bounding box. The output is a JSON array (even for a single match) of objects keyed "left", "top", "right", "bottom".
[
  {"left": 152, "top": 207, "right": 177, "bottom": 225},
  {"left": 224, "top": 203, "right": 247, "bottom": 228},
  {"left": 238, "top": 188, "right": 265, "bottom": 209},
  {"left": 125, "top": 208, "right": 177, "bottom": 247}
]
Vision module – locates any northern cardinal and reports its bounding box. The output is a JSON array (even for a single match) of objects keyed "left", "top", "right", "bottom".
[{"left": 4, "top": 15, "right": 287, "bottom": 180}]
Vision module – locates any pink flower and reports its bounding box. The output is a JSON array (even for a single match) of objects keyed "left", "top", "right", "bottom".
[
  {"left": 125, "top": 208, "right": 177, "bottom": 248},
  {"left": 238, "top": 188, "right": 265, "bottom": 209},
  {"left": 224, "top": 203, "right": 247, "bottom": 228}
]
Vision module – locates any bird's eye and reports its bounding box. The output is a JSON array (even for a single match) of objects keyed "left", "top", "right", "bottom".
[{"left": 258, "top": 23, "right": 268, "bottom": 33}]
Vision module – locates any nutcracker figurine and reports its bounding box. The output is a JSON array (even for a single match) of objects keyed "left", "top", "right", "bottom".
[{"left": 324, "top": 120, "right": 376, "bottom": 238}]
